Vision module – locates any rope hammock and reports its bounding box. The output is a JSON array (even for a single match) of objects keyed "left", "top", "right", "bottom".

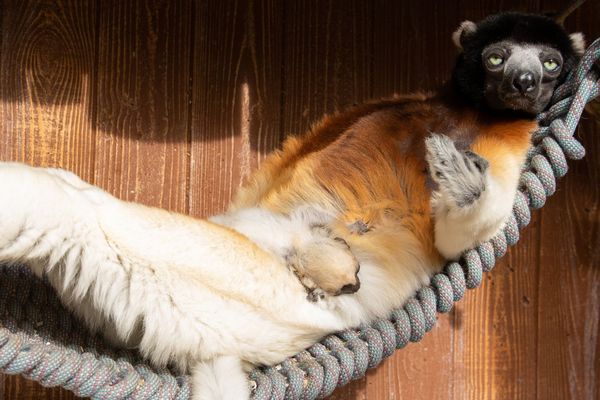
[{"left": 1, "top": 38, "right": 598, "bottom": 400}]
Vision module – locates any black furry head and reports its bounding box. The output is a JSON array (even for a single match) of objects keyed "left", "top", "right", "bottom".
[{"left": 451, "top": 12, "right": 585, "bottom": 115}]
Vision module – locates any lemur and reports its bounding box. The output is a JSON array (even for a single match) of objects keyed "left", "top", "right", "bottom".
[{"left": 0, "top": 13, "right": 585, "bottom": 400}]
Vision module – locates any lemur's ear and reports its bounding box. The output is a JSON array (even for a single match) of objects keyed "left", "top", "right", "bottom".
[
  {"left": 452, "top": 20, "right": 477, "bottom": 51},
  {"left": 569, "top": 32, "right": 586, "bottom": 56}
]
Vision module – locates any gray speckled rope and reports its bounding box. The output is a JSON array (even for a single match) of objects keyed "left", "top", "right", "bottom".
[{"left": 0, "top": 39, "right": 598, "bottom": 400}]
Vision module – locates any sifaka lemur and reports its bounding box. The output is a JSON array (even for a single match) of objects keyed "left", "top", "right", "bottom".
[{"left": 0, "top": 12, "right": 586, "bottom": 400}]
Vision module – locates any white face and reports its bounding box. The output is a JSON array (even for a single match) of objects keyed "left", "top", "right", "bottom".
[{"left": 481, "top": 41, "right": 564, "bottom": 114}]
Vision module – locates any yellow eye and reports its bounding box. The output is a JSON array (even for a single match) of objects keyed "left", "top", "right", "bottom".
[
  {"left": 544, "top": 59, "right": 559, "bottom": 71},
  {"left": 488, "top": 54, "right": 504, "bottom": 66}
]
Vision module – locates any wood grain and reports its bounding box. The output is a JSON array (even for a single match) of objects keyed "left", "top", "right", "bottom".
[
  {"left": 280, "top": 0, "right": 373, "bottom": 137},
  {"left": 189, "top": 0, "right": 283, "bottom": 217},
  {"left": 536, "top": 116, "right": 599, "bottom": 400},
  {"left": 0, "top": 1, "right": 599, "bottom": 399},
  {"left": 93, "top": 0, "right": 192, "bottom": 213},
  {"left": 0, "top": 0, "right": 97, "bottom": 178},
  {"left": 452, "top": 216, "right": 541, "bottom": 400},
  {"left": 0, "top": 0, "right": 97, "bottom": 398},
  {"left": 539, "top": 4, "right": 600, "bottom": 400},
  {"left": 278, "top": 2, "right": 373, "bottom": 398}
]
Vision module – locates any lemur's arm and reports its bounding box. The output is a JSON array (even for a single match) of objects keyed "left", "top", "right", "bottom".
[{"left": 424, "top": 130, "right": 530, "bottom": 260}]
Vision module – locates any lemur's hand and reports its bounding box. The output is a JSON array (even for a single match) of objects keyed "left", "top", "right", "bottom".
[{"left": 425, "top": 133, "right": 489, "bottom": 210}]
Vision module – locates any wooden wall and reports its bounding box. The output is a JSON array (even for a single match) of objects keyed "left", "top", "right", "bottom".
[{"left": 0, "top": 1, "right": 598, "bottom": 399}]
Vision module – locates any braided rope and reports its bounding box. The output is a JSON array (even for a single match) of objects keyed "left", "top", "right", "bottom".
[{"left": 0, "top": 39, "right": 598, "bottom": 400}]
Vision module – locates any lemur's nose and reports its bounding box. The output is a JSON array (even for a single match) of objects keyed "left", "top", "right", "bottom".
[{"left": 513, "top": 72, "right": 536, "bottom": 94}]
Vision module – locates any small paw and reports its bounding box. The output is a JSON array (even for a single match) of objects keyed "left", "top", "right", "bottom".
[{"left": 425, "top": 134, "right": 488, "bottom": 209}]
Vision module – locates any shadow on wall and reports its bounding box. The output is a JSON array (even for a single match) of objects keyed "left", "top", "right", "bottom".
[{"left": 0, "top": 1, "right": 595, "bottom": 145}]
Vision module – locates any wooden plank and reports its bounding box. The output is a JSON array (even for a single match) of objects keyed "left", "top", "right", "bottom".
[
  {"left": 372, "top": 2, "right": 460, "bottom": 96},
  {"left": 189, "top": 0, "right": 283, "bottom": 217},
  {"left": 0, "top": 0, "right": 97, "bottom": 178},
  {"left": 452, "top": 217, "right": 541, "bottom": 400},
  {"left": 0, "top": 0, "right": 97, "bottom": 399},
  {"left": 363, "top": 2, "right": 462, "bottom": 399},
  {"left": 93, "top": 0, "right": 192, "bottom": 213},
  {"left": 451, "top": 3, "right": 544, "bottom": 400},
  {"left": 537, "top": 2, "right": 600, "bottom": 398},
  {"left": 537, "top": 118, "right": 599, "bottom": 399},
  {"left": 3, "top": 378, "right": 76, "bottom": 400},
  {"left": 280, "top": 0, "right": 373, "bottom": 137},
  {"left": 277, "top": 1, "right": 373, "bottom": 399}
]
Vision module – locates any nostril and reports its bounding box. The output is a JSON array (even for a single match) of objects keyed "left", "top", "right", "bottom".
[{"left": 513, "top": 72, "right": 536, "bottom": 94}]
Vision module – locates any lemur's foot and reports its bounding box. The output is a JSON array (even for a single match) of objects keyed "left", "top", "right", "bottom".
[
  {"left": 425, "top": 134, "right": 489, "bottom": 209},
  {"left": 285, "top": 225, "right": 360, "bottom": 298},
  {"left": 283, "top": 259, "right": 329, "bottom": 303}
]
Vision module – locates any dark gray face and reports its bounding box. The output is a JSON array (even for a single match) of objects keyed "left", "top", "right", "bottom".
[{"left": 482, "top": 41, "right": 563, "bottom": 114}]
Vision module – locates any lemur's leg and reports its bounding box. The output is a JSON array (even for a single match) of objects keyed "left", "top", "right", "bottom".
[
  {"left": 0, "top": 163, "right": 322, "bottom": 368},
  {"left": 0, "top": 163, "right": 137, "bottom": 339},
  {"left": 425, "top": 134, "right": 516, "bottom": 260},
  {"left": 210, "top": 207, "right": 361, "bottom": 301}
]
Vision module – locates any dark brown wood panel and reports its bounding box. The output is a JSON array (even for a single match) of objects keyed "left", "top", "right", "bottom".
[
  {"left": 0, "top": 0, "right": 97, "bottom": 178},
  {"left": 0, "top": 1, "right": 97, "bottom": 398},
  {"left": 0, "top": 1, "right": 599, "bottom": 399},
  {"left": 452, "top": 216, "right": 542, "bottom": 400},
  {"left": 281, "top": 2, "right": 374, "bottom": 398},
  {"left": 280, "top": 0, "right": 373, "bottom": 137},
  {"left": 536, "top": 3, "right": 600, "bottom": 400},
  {"left": 189, "top": 0, "right": 283, "bottom": 218},
  {"left": 93, "top": 0, "right": 192, "bottom": 213},
  {"left": 537, "top": 117, "right": 600, "bottom": 400},
  {"left": 536, "top": 27, "right": 600, "bottom": 395}
]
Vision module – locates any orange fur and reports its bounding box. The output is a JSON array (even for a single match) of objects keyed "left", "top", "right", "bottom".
[{"left": 232, "top": 93, "right": 535, "bottom": 282}]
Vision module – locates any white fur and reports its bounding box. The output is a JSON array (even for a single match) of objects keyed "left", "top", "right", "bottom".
[
  {"left": 209, "top": 206, "right": 330, "bottom": 264},
  {"left": 192, "top": 357, "right": 250, "bottom": 400},
  {"left": 0, "top": 159, "right": 515, "bottom": 399},
  {"left": 0, "top": 163, "right": 376, "bottom": 399},
  {"left": 432, "top": 176, "right": 516, "bottom": 260},
  {"left": 425, "top": 135, "right": 522, "bottom": 260}
]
